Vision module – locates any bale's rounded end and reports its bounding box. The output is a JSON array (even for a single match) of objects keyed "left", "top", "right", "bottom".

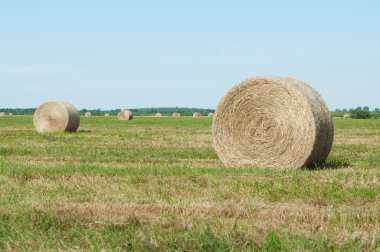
[
  {"left": 33, "top": 100, "right": 80, "bottom": 133},
  {"left": 118, "top": 110, "right": 133, "bottom": 120},
  {"left": 212, "top": 76, "right": 334, "bottom": 168}
]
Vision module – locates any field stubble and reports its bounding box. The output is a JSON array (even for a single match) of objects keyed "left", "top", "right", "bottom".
[{"left": 0, "top": 116, "right": 379, "bottom": 251}]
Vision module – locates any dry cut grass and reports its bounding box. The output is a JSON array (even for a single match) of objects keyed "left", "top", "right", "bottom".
[{"left": 0, "top": 116, "right": 379, "bottom": 251}]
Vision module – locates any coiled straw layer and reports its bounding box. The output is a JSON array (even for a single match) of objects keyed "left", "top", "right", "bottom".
[
  {"left": 33, "top": 100, "right": 80, "bottom": 133},
  {"left": 212, "top": 76, "right": 334, "bottom": 168}
]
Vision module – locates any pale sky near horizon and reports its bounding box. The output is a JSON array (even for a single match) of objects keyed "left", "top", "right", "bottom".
[{"left": 0, "top": 1, "right": 379, "bottom": 110}]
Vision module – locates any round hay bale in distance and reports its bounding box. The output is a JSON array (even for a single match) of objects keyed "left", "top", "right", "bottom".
[
  {"left": 84, "top": 112, "right": 92, "bottom": 117},
  {"left": 343, "top": 113, "right": 351, "bottom": 119},
  {"left": 118, "top": 110, "right": 133, "bottom": 120},
  {"left": 155, "top": 113, "right": 162, "bottom": 117},
  {"left": 0, "top": 112, "right": 5, "bottom": 117},
  {"left": 172, "top": 112, "right": 181, "bottom": 117},
  {"left": 8, "top": 113, "right": 13, "bottom": 116},
  {"left": 33, "top": 100, "right": 80, "bottom": 133},
  {"left": 208, "top": 113, "right": 214, "bottom": 118},
  {"left": 193, "top": 112, "right": 202, "bottom": 118},
  {"left": 104, "top": 113, "right": 110, "bottom": 117},
  {"left": 212, "top": 76, "right": 334, "bottom": 168}
]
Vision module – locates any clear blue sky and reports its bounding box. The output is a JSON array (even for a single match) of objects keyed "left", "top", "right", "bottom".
[{"left": 1, "top": 1, "right": 379, "bottom": 110}]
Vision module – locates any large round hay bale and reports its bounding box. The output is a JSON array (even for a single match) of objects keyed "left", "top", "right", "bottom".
[
  {"left": 118, "top": 110, "right": 133, "bottom": 120},
  {"left": 0, "top": 112, "right": 5, "bottom": 117},
  {"left": 104, "top": 113, "right": 110, "bottom": 117},
  {"left": 193, "top": 112, "right": 202, "bottom": 118},
  {"left": 208, "top": 113, "right": 215, "bottom": 118},
  {"left": 212, "top": 76, "right": 334, "bottom": 168},
  {"left": 155, "top": 113, "right": 162, "bottom": 117},
  {"left": 84, "top": 112, "right": 92, "bottom": 117},
  {"left": 343, "top": 113, "right": 351, "bottom": 119},
  {"left": 33, "top": 100, "right": 80, "bottom": 133},
  {"left": 172, "top": 112, "right": 181, "bottom": 117}
]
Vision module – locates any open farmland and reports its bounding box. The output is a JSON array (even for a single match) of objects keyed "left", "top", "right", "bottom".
[{"left": 0, "top": 116, "right": 379, "bottom": 251}]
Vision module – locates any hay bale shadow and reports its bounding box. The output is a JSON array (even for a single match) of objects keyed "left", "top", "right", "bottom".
[
  {"left": 304, "top": 157, "right": 350, "bottom": 170},
  {"left": 77, "top": 129, "right": 92, "bottom": 133}
]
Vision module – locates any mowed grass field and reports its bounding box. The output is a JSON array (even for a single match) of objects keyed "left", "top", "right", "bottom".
[{"left": 0, "top": 116, "right": 379, "bottom": 251}]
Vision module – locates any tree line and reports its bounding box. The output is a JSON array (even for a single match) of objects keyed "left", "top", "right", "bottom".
[
  {"left": 334, "top": 106, "right": 379, "bottom": 113},
  {"left": 2, "top": 106, "right": 378, "bottom": 119},
  {"left": 0, "top": 107, "right": 215, "bottom": 116},
  {"left": 333, "top": 106, "right": 380, "bottom": 119}
]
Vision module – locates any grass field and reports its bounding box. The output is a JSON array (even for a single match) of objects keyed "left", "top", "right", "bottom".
[{"left": 0, "top": 116, "right": 379, "bottom": 251}]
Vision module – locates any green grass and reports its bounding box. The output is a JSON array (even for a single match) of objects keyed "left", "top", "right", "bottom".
[{"left": 0, "top": 116, "right": 379, "bottom": 251}]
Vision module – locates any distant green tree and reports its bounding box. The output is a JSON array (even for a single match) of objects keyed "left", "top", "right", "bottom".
[
  {"left": 335, "top": 108, "right": 342, "bottom": 112},
  {"left": 363, "top": 106, "right": 370, "bottom": 111},
  {"left": 351, "top": 109, "right": 371, "bottom": 119},
  {"left": 356, "top": 106, "right": 363, "bottom": 111},
  {"left": 375, "top": 108, "right": 380, "bottom": 113},
  {"left": 342, "top": 109, "right": 348, "bottom": 113}
]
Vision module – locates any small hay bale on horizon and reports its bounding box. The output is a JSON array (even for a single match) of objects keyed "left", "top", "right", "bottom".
[
  {"left": 104, "top": 113, "right": 110, "bottom": 117},
  {"left": 343, "top": 113, "right": 351, "bottom": 119},
  {"left": 193, "top": 112, "right": 202, "bottom": 118},
  {"left": 155, "top": 113, "right": 162, "bottom": 117},
  {"left": 172, "top": 112, "right": 181, "bottom": 117},
  {"left": 84, "top": 112, "right": 92, "bottom": 117},
  {"left": 212, "top": 76, "right": 334, "bottom": 169},
  {"left": 0, "top": 112, "right": 5, "bottom": 117},
  {"left": 118, "top": 110, "right": 133, "bottom": 120},
  {"left": 33, "top": 100, "right": 80, "bottom": 133},
  {"left": 208, "top": 113, "right": 215, "bottom": 118},
  {"left": 8, "top": 113, "right": 13, "bottom": 116}
]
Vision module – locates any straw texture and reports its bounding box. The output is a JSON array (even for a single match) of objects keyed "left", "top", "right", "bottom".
[
  {"left": 33, "top": 100, "right": 80, "bottom": 133},
  {"left": 118, "top": 110, "right": 133, "bottom": 120},
  {"left": 212, "top": 76, "right": 334, "bottom": 168}
]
